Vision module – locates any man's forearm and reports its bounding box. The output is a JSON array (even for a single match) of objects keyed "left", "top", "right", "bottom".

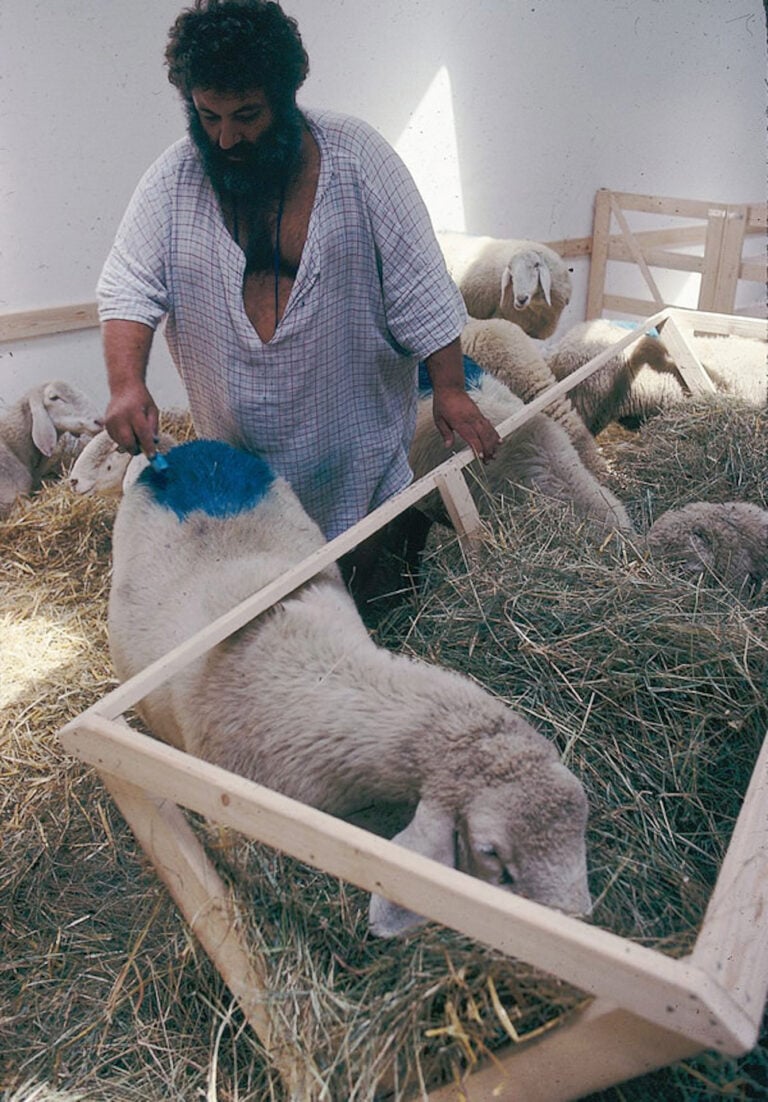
[
  {"left": 102, "top": 319, "right": 155, "bottom": 391},
  {"left": 102, "top": 319, "right": 159, "bottom": 455},
  {"left": 423, "top": 337, "right": 465, "bottom": 393}
]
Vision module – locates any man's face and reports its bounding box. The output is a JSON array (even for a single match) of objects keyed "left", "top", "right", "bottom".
[
  {"left": 188, "top": 87, "right": 303, "bottom": 201},
  {"left": 192, "top": 88, "right": 274, "bottom": 152}
]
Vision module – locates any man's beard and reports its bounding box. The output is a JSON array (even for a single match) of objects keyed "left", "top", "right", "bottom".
[{"left": 187, "top": 100, "right": 305, "bottom": 207}]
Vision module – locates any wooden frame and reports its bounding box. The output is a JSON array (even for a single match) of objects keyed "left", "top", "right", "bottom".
[
  {"left": 584, "top": 189, "right": 767, "bottom": 321},
  {"left": 57, "top": 307, "right": 768, "bottom": 1101}
]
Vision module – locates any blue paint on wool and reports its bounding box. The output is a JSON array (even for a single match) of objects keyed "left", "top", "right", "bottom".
[
  {"left": 612, "top": 319, "right": 661, "bottom": 337},
  {"left": 137, "top": 439, "right": 276, "bottom": 520},
  {"left": 417, "top": 355, "right": 485, "bottom": 396}
]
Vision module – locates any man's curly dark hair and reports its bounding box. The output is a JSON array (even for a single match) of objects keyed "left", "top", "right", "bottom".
[{"left": 165, "top": 0, "right": 309, "bottom": 107}]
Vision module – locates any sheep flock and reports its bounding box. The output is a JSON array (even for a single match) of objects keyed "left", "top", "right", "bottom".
[{"left": 2, "top": 296, "right": 767, "bottom": 1100}]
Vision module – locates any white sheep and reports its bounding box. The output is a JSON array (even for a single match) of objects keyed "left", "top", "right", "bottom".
[
  {"left": 438, "top": 232, "right": 572, "bottom": 339},
  {"left": 108, "top": 439, "right": 592, "bottom": 937},
  {"left": 647, "top": 500, "right": 768, "bottom": 597},
  {"left": 461, "top": 318, "right": 607, "bottom": 476},
  {"left": 409, "top": 370, "right": 634, "bottom": 539},
  {"left": 0, "top": 380, "right": 103, "bottom": 518},
  {"left": 543, "top": 319, "right": 684, "bottom": 434},
  {"left": 68, "top": 429, "right": 176, "bottom": 496}
]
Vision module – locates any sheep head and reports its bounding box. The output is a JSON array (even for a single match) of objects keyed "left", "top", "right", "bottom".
[
  {"left": 28, "top": 380, "right": 103, "bottom": 458},
  {"left": 501, "top": 250, "right": 552, "bottom": 312},
  {"left": 368, "top": 737, "right": 591, "bottom": 937},
  {"left": 69, "top": 430, "right": 131, "bottom": 495},
  {"left": 648, "top": 501, "right": 768, "bottom": 597},
  {"left": 69, "top": 428, "right": 176, "bottom": 496},
  {"left": 498, "top": 248, "right": 571, "bottom": 339}
]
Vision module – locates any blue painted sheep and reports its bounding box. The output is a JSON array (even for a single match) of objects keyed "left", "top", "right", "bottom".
[{"left": 107, "top": 440, "right": 592, "bottom": 937}]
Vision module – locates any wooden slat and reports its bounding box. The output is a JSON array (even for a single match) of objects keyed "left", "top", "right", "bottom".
[
  {"left": 699, "top": 205, "right": 735, "bottom": 311},
  {"left": 585, "top": 189, "right": 613, "bottom": 318},
  {"left": 544, "top": 236, "right": 592, "bottom": 258},
  {"left": 665, "top": 308, "right": 767, "bottom": 341},
  {"left": 656, "top": 316, "right": 717, "bottom": 394},
  {"left": 100, "top": 771, "right": 317, "bottom": 1098},
  {"left": 608, "top": 192, "right": 725, "bottom": 219},
  {"left": 434, "top": 466, "right": 485, "bottom": 542},
  {"left": 607, "top": 244, "right": 705, "bottom": 274},
  {"left": 741, "top": 259, "right": 767, "bottom": 283},
  {"left": 608, "top": 194, "right": 665, "bottom": 307},
  {"left": 711, "top": 206, "right": 750, "bottom": 313},
  {"left": 60, "top": 713, "right": 757, "bottom": 1054},
  {"left": 0, "top": 302, "right": 99, "bottom": 342},
  {"left": 424, "top": 1001, "right": 703, "bottom": 1102},
  {"left": 691, "top": 730, "right": 768, "bottom": 1030}
]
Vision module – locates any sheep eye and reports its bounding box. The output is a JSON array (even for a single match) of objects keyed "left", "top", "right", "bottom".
[{"left": 477, "top": 843, "right": 499, "bottom": 859}]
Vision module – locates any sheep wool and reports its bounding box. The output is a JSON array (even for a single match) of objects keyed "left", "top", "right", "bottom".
[
  {"left": 460, "top": 318, "right": 607, "bottom": 476},
  {"left": 543, "top": 319, "right": 684, "bottom": 434},
  {"left": 136, "top": 439, "right": 275, "bottom": 520}
]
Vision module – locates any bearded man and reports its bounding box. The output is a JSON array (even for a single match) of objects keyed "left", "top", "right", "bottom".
[{"left": 97, "top": 0, "right": 499, "bottom": 577}]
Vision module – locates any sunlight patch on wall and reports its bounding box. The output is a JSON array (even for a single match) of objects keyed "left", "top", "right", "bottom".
[{"left": 395, "top": 66, "right": 466, "bottom": 233}]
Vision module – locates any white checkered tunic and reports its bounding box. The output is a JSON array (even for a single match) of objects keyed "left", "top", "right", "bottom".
[{"left": 97, "top": 109, "right": 467, "bottom": 538}]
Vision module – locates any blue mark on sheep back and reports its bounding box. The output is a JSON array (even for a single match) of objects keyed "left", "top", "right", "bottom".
[
  {"left": 417, "top": 355, "right": 485, "bottom": 396},
  {"left": 137, "top": 439, "right": 276, "bottom": 520}
]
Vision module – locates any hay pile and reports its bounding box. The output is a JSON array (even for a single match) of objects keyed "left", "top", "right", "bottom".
[{"left": 1, "top": 399, "right": 766, "bottom": 1100}]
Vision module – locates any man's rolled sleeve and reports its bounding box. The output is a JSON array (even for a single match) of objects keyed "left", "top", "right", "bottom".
[{"left": 96, "top": 155, "right": 173, "bottom": 328}]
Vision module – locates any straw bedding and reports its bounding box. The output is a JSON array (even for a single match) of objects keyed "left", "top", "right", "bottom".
[{"left": 1, "top": 400, "right": 766, "bottom": 1101}]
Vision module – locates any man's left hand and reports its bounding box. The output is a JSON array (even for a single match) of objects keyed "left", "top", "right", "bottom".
[{"left": 432, "top": 387, "right": 501, "bottom": 462}]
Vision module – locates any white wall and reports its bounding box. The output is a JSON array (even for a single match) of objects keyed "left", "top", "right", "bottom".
[{"left": 1, "top": 0, "right": 765, "bottom": 410}]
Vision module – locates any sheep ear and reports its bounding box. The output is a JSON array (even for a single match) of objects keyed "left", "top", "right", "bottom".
[
  {"left": 500, "top": 265, "right": 515, "bottom": 314},
  {"left": 368, "top": 800, "right": 456, "bottom": 938},
  {"left": 29, "top": 390, "right": 58, "bottom": 456},
  {"left": 123, "top": 453, "right": 151, "bottom": 491},
  {"left": 539, "top": 262, "right": 552, "bottom": 306},
  {"left": 689, "top": 526, "right": 715, "bottom": 566}
]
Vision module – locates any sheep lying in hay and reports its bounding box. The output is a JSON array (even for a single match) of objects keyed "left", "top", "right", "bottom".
[
  {"left": 460, "top": 316, "right": 607, "bottom": 476},
  {"left": 438, "top": 231, "right": 572, "bottom": 339},
  {"left": 108, "top": 439, "right": 591, "bottom": 936},
  {"left": 406, "top": 365, "right": 633, "bottom": 553},
  {"left": 1, "top": 400, "right": 767, "bottom": 1100},
  {"left": 0, "top": 380, "right": 103, "bottom": 518},
  {"left": 544, "top": 318, "right": 767, "bottom": 433}
]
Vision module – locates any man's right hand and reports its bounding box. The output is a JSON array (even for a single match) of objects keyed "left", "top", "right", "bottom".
[{"left": 104, "top": 380, "right": 160, "bottom": 457}]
